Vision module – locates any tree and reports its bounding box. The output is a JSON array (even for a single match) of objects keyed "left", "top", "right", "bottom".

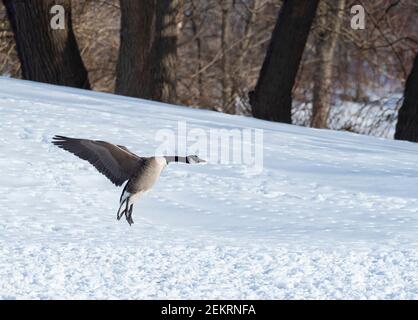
[
  {"left": 3, "top": 0, "right": 90, "bottom": 89},
  {"left": 395, "top": 53, "right": 418, "bottom": 142},
  {"left": 116, "top": 0, "right": 178, "bottom": 104},
  {"left": 220, "top": 0, "right": 233, "bottom": 113},
  {"left": 250, "top": 0, "right": 319, "bottom": 123},
  {"left": 311, "top": 0, "right": 345, "bottom": 128}
]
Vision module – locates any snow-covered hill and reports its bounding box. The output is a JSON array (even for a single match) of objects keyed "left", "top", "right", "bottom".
[{"left": 1, "top": 77, "right": 417, "bottom": 299}]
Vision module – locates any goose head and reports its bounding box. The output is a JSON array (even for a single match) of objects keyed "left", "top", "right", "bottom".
[{"left": 187, "top": 155, "right": 206, "bottom": 164}]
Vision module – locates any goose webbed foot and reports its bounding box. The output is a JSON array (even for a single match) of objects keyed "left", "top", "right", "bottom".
[
  {"left": 117, "top": 207, "right": 125, "bottom": 221},
  {"left": 117, "top": 198, "right": 130, "bottom": 222},
  {"left": 126, "top": 204, "right": 134, "bottom": 226},
  {"left": 116, "top": 198, "right": 134, "bottom": 225}
]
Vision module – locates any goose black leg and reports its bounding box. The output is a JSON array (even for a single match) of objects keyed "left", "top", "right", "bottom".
[
  {"left": 117, "top": 203, "right": 124, "bottom": 220},
  {"left": 126, "top": 204, "right": 134, "bottom": 225},
  {"left": 124, "top": 197, "right": 129, "bottom": 221},
  {"left": 117, "top": 198, "right": 128, "bottom": 220}
]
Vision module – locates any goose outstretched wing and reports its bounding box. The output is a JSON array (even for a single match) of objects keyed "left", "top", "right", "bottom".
[{"left": 52, "top": 135, "right": 141, "bottom": 186}]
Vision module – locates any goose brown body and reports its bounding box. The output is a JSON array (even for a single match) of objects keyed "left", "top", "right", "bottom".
[{"left": 52, "top": 135, "right": 204, "bottom": 225}]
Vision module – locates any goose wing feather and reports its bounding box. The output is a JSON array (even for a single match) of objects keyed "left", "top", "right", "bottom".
[{"left": 52, "top": 135, "right": 141, "bottom": 186}]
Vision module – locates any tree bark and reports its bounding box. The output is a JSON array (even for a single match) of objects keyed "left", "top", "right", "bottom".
[
  {"left": 220, "top": 0, "right": 233, "bottom": 113},
  {"left": 116, "top": 0, "right": 178, "bottom": 104},
  {"left": 395, "top": 53, "right": 418, "bottom": 142},
  {"left": 250, "top": 0, "right": 319, "bottom": 123},
  {"left": 190, "top": 0, "right": 203, "bottom": 105},
  {"left": 3, "top": 0, "right": 90, "bottom": 89},
  {"left": 311, "top": 0, "right": 345, "bottom": 129}
]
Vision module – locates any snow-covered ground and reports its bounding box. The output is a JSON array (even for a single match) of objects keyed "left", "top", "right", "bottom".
[
  {"left": 1, "top": 77, "right": 418, "bottom": 299},
  {"left": 293, "top": 94, "right": 402, "bottom": 139}
]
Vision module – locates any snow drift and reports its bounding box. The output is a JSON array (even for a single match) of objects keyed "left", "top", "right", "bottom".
[{"left": 0, "top": 77, "right": 417, "bottom": 299}]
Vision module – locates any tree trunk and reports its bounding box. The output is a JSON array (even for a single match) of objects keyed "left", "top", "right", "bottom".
[
  {"left": 190, "top": 0, "right": 203, "bottom": 105},
  {"left": 3, "top": 0, "right": 90, "bottom": 89},
  {"left": 395, "top": 53, "right": 418, "bottom": 142},
  {"left": 311, "top": 0, "right": 345, "bottom": 129},
  {"left": 220, "top": 0, "right": 233, "bottom": 113},
  {"left": 250, "top": 0, "right": 319, "bottom": 123},
  {"left": 116, "top": 0, "right": 178, "bottom": 104}
]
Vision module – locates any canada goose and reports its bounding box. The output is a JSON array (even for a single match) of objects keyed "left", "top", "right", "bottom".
[{"left": 52, "top": 135, "right": 205, "bottom": 225}]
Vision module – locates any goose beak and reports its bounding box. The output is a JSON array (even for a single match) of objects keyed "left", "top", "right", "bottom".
[{"left": 189, "top": 155, "right": 206, "bottom": 164}]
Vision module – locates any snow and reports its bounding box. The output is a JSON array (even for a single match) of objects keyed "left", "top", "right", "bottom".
[
  {"left": 1, "top": 77, "right": 418, "bottom": 299},
  {"left": 293, "top": 94, "right": 403, "bottom": 139}
]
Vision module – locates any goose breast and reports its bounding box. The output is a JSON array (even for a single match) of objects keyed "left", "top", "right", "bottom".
[{"left": 130, "top": 156, "right": 167, "bottom": 193}]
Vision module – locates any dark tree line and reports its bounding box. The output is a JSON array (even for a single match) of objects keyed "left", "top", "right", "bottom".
[
  {"left": 250, "top": 0, "right": 319, "bottom": 123},
  {"left": 3, "top": 0, "right": 178, "bottom": 104},
  {"left": 3, "top": 0, "right": 90, "bottom": 89},
  {"left": 2, "top": 0, "right": 418, "bottom": 143},
  {"left": 116, "top": 0, "right": 178, "bottom": 104},
  {"left": 395, "top": 53, "right": 418, "bottom": 142}
]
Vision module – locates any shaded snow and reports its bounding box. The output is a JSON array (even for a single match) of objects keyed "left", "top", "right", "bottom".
[
  {"left": 293, "top": 94, "right": 403, "bottom": 138},
  {"left": 0, "top": 77, "right": 418, "bottom": 299}
]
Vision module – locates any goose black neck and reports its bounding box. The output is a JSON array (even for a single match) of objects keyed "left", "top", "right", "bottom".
[{"left": 164, "top": 156, "right": 190, "bottom": 164}]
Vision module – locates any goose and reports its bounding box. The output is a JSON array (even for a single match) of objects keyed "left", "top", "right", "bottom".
[{"left": 52, "top": 135, "right": 205, "bottom": 225}]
